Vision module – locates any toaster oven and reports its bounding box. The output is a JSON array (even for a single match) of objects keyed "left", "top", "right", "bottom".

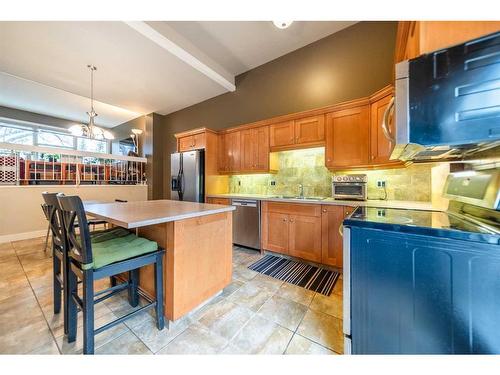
[{"left": 332, "top": 174, "right": 367, "bottom": 201}]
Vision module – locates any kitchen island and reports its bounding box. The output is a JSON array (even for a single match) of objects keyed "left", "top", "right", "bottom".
[{"left": 85, "top": 200, "right": 235, "bottom": 322}]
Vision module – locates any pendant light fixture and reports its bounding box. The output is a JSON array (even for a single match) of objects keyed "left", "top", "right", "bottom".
[{"left": 70, "top": 64, "right": 114, "bottom": 140}]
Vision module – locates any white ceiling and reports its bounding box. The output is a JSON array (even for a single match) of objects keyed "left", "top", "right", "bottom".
[
  {"left": 0, "top": 21, "right": 356, "bottom": 128},
  {"left": 165, "top": 21, "right": 357, "bottom": 75}
]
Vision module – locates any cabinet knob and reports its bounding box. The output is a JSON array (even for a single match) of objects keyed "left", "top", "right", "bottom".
[
  {"left": 283, "top": 218, "right": 287, "bottom": 222},
  {"left": 322, "top": 208, "right": 327, "bottom": 213},
  {"left": 290, "top": 218, "right": 294, "bottom": 223}
]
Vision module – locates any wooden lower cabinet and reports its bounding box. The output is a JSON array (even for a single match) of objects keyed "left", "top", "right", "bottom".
[
  {"left": 262, "top": 202, "right": 357, "bottom": 268},
  {"left": 288, "top": 214, "right": 322, "bottom": 262},
  {"left": 321, "top": 205, "right": 355, "bottom": 268},
  {"left": 266, "top": 212, "right": 289, "bottom": 254},
  {"left": 206, "top": 197, "right": 231, "bottom": 205}
]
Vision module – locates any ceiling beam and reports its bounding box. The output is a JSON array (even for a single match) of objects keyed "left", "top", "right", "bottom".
[{"left": 125, "top": 21, "right": 236, "bottom": 92}]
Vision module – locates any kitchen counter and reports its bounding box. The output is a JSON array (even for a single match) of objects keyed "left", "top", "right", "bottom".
[
  {"left": 207, "top": 193, "right": 435, "bottom": 211},
  {"left": 85, "top": 199, "right": 235, "bottom": 229},
  {"left": 85, "top": 199, "right": 234, "bottom": 322}
]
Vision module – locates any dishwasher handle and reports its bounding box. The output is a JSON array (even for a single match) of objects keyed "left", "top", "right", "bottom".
[{"left": 232, "top": 199, "right": 258, "bottom": 208}]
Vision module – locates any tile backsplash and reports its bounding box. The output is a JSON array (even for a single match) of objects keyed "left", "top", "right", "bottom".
[{"left": 228, "top": 147, "right": 433, "bottom": 202}]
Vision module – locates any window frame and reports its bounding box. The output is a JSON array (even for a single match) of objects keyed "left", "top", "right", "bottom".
[{"left": 0, "top": 118, "right": 111, "bottom": 153}]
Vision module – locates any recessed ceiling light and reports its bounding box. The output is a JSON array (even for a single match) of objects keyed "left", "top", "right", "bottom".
[{"left": 273, "top": 21, "right": 293, "bottom": 29}]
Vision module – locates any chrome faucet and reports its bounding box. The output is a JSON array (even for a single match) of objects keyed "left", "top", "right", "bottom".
[{"left": 298, "top": 184, "right": 304, "bottom": 199}]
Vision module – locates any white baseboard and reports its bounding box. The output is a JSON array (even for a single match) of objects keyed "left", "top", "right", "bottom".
[{"left": 0, "top": 229, "right": 47, "bottom": 244}]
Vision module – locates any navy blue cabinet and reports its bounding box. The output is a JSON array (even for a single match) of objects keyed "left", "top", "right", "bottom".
[{"left": 349, "top": 226, "right": 500, "bottom": 354}]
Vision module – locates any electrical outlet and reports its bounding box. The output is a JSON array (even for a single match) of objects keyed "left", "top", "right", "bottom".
[
  {"left": 377, "top": 180, "right": 386, "bottom": 188},
  {"left": 238, "top": 180, "right": 241, "bottom": 186},
  {"left": 270, "top": 180, "right": 276, "bottom": 186}
]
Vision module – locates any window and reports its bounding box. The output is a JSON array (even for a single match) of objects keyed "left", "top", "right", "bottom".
[
  {"left": 0, "top": 118, "right": 110, "bottom": 154},
  {"left": 0, "top": 124, "right": 34, "bottom": 145},
  {"left": 38, "top": 130, "right": 75, "bottom": 149},
  {"left": 77, "top": 137, "right": 107, "bottom": 153}
]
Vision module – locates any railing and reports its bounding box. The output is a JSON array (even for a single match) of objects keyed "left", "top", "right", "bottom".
[{"left": 0, "top": 142, "right": 147, "bottom": 186}]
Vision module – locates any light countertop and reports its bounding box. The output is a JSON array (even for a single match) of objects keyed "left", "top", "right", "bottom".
[
  {"left": 207, "top": 193, "right": 435, "bottom": 211},
  {"left": 85, "top": 199, "right": 235, "bottom": 229}
]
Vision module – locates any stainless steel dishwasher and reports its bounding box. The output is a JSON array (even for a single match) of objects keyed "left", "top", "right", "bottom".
[{"left": 231, "top": 199, "right": 261, "bottom": 250}]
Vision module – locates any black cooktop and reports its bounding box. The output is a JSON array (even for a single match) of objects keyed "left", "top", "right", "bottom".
[{"left": 345, "top": 207, "right": 500, "bottom": 245}]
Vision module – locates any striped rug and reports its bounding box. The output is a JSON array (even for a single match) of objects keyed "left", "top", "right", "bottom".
[{"left": 248, "top": 254, "right": 339, "bottom": 296}]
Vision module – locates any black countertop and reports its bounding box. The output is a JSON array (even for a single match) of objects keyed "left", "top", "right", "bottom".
[{"left": 344, "top": 206, "right": 500, "bottom": 245}]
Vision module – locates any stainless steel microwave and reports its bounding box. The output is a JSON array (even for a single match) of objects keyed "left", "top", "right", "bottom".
[{"left": 387, "top": 31, "right": 500, "bottom": 162}]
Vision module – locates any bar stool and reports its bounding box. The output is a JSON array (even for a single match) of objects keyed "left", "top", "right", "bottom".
[
  {"left": 41, "top": 192, "right": 131, "bottom": 335},
  {"left": 57, "top": 194, "right": 166, "bottom": 354}
]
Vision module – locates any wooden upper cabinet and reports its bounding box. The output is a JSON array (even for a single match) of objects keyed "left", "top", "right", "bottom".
[
  {"left": 226, "top": 131, "right": 241, "bottom": 172},
  {"left": 240, "top": 126, "right": 270, "bottom": 172},
  {"left": 218, "top": 131, "right": 241, "bottom": 173},
  {"left": 177, "top": 132, "right": 206, "bottom": 152},
  {"left": 395, "top": 21, "right": 500, "bottom": 63},
  {"left": 270, "top": 115, "right": 325, "bottom": 151},
  {"left": 270, "top": 120, "right": 294, "bottom": 149},
  {"left": 240, "top": 129, "right": 254, "bottom": 171},
  {"left": 294, "top": 115, "right": 325, "bottom": 145},
  {"left": 325, "top": 105, "right": 370, "bottom": 169},
  {"left": 254, "top": 126, "right": 270, "bottom": 170},
  {"left": 369, "top": 86, "right": 402, "bottom": 166},
  {"left": 217, "top": 133, "right": 228, "bottom": 173}
]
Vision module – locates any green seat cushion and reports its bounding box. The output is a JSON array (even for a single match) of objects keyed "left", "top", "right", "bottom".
[
  {"left": 90, "top": 227, "right": 130, "bottom": 244},
  {"left": 82, "top": 234, "right": 158, "bottom": 270}
]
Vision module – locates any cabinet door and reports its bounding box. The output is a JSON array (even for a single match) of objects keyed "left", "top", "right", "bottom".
[
  {"left": 265, "top": 212, "right": 289, "bottom": 254},
  {"left": 178, "top": 135, "right": 195, "bottom": 152},
  {"left": 240, "top": 129, "right": 254, "bottom": 171},
  {"left": 226, "top": 131, "right": 241, "bottom": 172},
  {"left": 254, "top": 126, "right": 270, "bottom": 171},
  {"left": 270, "top": 121, "right": 294, "bottom": 148},
  {"left": 294, "top": 115, "right": 325, "bottom": 145},
  {"left": 217, "top": 134, "right": 228, "bottom": 173},
  {"left": 192, "top": 133, "right": 206, "bottom": 150},
  {"left": 370, "top": 93, "right": 397, "bottom": 165},
  {"left": 321, "top": 205, "right": 345, "bottom": 267},
  {"left": 288, "top": 214, "right": 322, "bottom": 263},
  {"left": 325, "top": 105, "right": 369, "bottom": 169}
]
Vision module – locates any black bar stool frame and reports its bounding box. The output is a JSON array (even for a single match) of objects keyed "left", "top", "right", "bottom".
[
  {"left": 42, "top": 193, "right": 69, "bottom": 334},
  {"left": 57, "top": 194, "right": 166, "bottom": 354}
]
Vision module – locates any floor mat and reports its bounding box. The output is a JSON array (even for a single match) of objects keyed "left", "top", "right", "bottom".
[{"left": 248, "top": 254, "right": 339, "bottom": 296}]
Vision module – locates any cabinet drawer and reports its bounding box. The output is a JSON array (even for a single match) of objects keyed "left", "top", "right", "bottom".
[
  {"left": 206, "top": 197, "right": 231, "bottom": 205},
  {"left": 265, "top": 202, "right": 321, "bottom": 217}
]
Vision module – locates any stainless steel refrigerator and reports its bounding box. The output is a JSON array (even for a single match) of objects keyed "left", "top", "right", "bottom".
[{"left": 170, "top": 150, "right": 205, "bottom": 202}]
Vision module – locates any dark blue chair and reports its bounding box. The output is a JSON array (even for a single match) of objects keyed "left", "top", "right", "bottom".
[{"left": 57, "top": 194, "right": 165, "bottom": 354}]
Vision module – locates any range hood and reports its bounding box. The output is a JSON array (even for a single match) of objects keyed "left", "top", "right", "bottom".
[{"left": 389, "top": 31, "right": 500, "bottom": 162}]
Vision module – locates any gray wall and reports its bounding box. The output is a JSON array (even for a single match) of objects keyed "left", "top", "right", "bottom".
[
  {"left": 0, "top": 105, "right": 79, "bottom": 130},
  {"left": 160, "top": 21, "right": 398, "bottom": 198},
  {"left": 110, "top": 114, "right": 164, "bottom": 199}
]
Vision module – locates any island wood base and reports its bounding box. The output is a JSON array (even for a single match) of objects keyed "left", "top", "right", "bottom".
[{"left": 135, "top": 211, "right": 232, "bottom": 321}]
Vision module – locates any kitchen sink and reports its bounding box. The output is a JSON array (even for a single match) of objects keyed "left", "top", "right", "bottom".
[{"left": 272, "top": 195, "right": 326, "bottom": 201}]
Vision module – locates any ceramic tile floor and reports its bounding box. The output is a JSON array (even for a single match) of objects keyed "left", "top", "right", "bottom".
[{"left": 0, "top": 237, "right": 344, "bottom": 355}]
